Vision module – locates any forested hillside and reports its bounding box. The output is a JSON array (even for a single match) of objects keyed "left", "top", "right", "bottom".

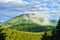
[{"left": 0, "top": 13, "right": 58, "bottom": 40}]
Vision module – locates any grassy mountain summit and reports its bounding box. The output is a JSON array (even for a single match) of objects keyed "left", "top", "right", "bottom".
[
  {"left": 2, "top": 13, "right": 51, "bottom": 27},
  {"left": 1, "top": 13, "right": 41, "bottom": 27},
  {"left": 1, "top": 13, "right": 57, "bottom": 32}
]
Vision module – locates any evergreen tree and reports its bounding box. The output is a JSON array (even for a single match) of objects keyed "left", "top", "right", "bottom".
[
  {"left": 51, "top": 29, "right": 56, "bottom": 40},
  {"left": 55, "top": 19, "right": 60, "bottom": 40},
  {"left": 41, "top": 32, "right": 47, "bottom": 40},
  {"left": 41, "top": 19, "right": 60, "bottom": 40},
  {"left": 41, "top": 32, "right": 52, "bottom": 40},
  {"left": 41, "top": 29, "right": 56, "bottom": 40}
]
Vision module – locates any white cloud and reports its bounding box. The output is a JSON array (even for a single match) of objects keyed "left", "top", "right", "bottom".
[
  {"left": 0, "top": 0, "right": 60, "bottom": 21},
  {"left": 24, "top": 11, "right": 51, "bottom": 20},
  {"left": 0, "top": 0, "right": 29, "bottom": 4}
]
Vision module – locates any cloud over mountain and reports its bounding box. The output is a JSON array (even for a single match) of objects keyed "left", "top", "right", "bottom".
[{"left": 0, "top": 0, "right": 60, "bottom": 21}]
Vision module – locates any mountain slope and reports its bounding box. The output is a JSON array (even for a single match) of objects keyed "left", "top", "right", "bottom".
[
  {"left": 1, "top": 13, "right": 56, "bottom": 32},
  {"left": 1, "top": 13, "right": 52, "bottom": 27},
  {"left": 1, "top": 27, "right": 44, "bottom": 40},
  {"left": 1, "top": 13, "right": 40, "bottom": 27}
]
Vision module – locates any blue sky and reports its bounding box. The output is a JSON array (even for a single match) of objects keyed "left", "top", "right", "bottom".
[{"left": 0, "top": 0, "right": 60, "bottom": 22}]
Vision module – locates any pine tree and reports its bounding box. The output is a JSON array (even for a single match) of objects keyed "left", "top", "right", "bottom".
[
  {"left": 41, "top": 29, "right": 56, "bottom": 40},
  {"left": 55, "top": 19, "right": 60, "bottom": 40},
  {"left": 41, "top": 32, "right": 47, "bottom": 40},
  {"left": 51, "top": 29, "right": 56, "bottom": 40},
  {"left": 41, "top": 32, "right": 52, "bottom": 40},
  {"left": 41, "top": 19, "right": 60, "bottom": 40}
]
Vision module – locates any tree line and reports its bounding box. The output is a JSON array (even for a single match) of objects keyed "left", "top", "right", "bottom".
[{"left": 41, "top": 19, "right": 60, "bottom": 40}]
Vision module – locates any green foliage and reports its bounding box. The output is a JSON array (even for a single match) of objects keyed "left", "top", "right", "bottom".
[
  {"left": 41, "top": 19, "right": 60, "bottom": 40},
  {"left": 0, "top": 26, "right": 6, "bottom": 40},
  {"left": 55, "top": 19, "right": 60, "bottom": 40},
  {"left": 41, "top": 31, "right": 55, "bottom": 40},
  {"left": 41, "top": 32, "right": 48, "bottom": 40},
  {"left": 1, "top": 28, "right": 45, "bottom": 40},
  {"left": 9, "top": 23, "right": 54, "bottom": 32},
  {"left": 1, "top": 13, "right": 57, "bottom": 40}
]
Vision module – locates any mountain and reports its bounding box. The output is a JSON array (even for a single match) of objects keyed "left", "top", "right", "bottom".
[
  {"left": 1, "top": 13, "right": 57, "bottom": 32},
  {"left": 1, "top": 13, "right": 53, "bottom": 27},
  {"left": 1, "top": 13, "right": 40, "bottom": 27}
]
